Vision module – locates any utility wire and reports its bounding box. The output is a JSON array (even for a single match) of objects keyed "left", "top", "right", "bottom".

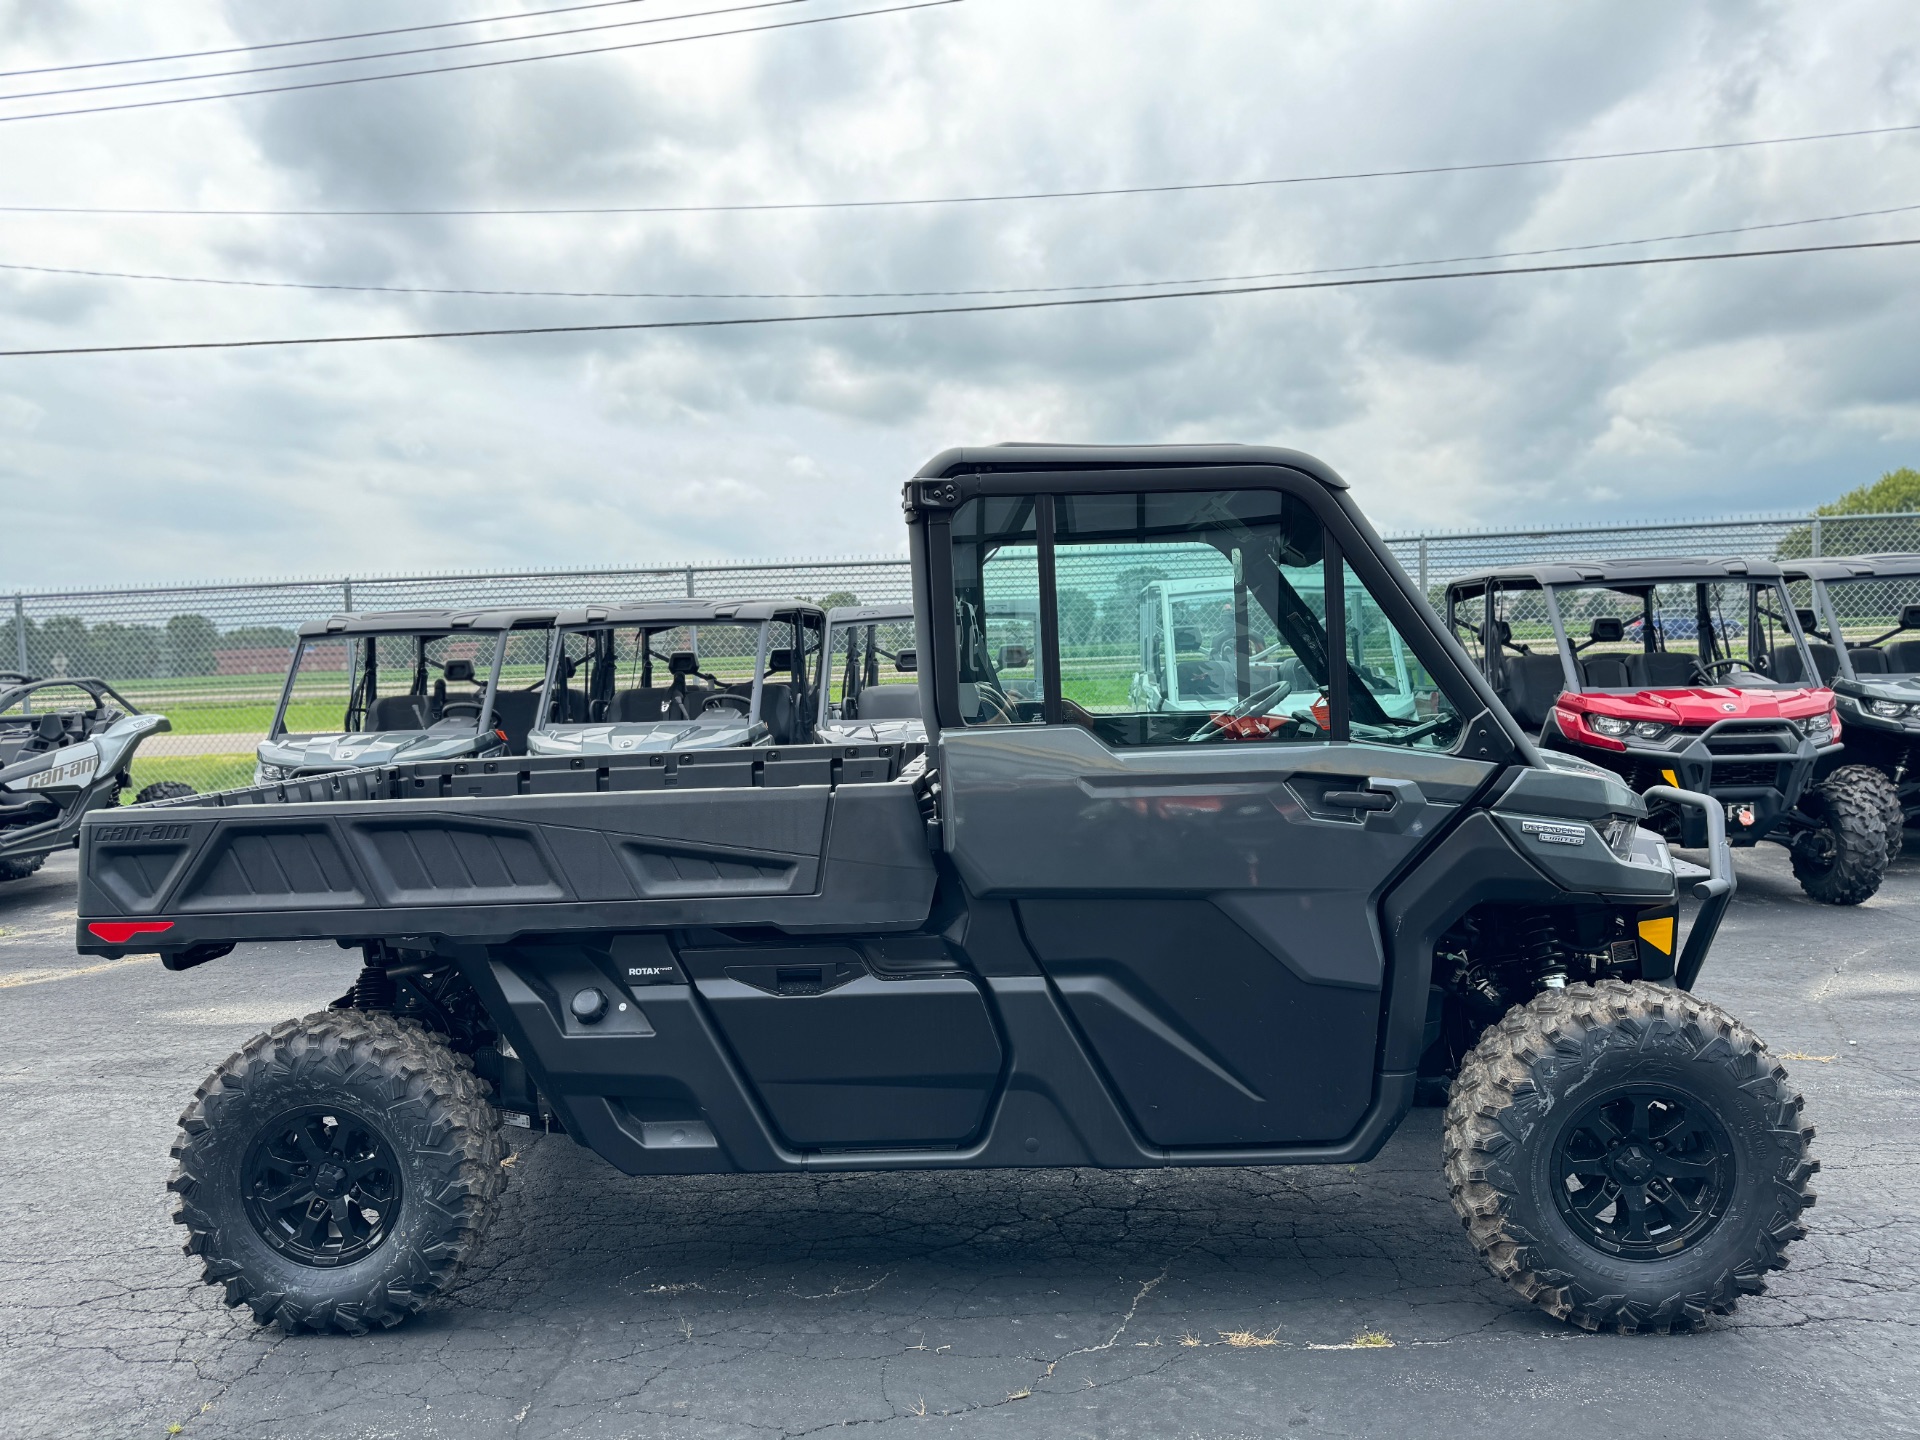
[
  {"left": 0, "top": 0, "right": 661, "bottom": 79},
  {"left": 5, "top": 202, "right": 1915, "bottom": 302},
  {"left": 0, "top": 0, "right": 962, "bottom": 124},
  {"left": 0, "top": 0, "right": 820, "bottom": 103},
  {"left": 3, "top": 236, "right": 1912, "bottom": 359},
  {"left": 4, "top": 121, "right": 1912, "bottom": 214}
]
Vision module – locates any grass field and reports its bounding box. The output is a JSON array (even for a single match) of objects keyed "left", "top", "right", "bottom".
[{"left": 127, "top": 754, "right": 256, "bottom": 798}]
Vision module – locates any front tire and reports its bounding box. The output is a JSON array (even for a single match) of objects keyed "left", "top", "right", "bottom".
[
  {"left": 1791, "top": 766, "right": 1894, "bottom": 904},
  {"left": 170, "top": 1011, "right": 506, "bottom": 1334},
  {"left": 1444, "top": 981, "right": 1815, "bottom": 1332},
  {"left": 134, "top": 780, "right": 197, "bottom": 805}
]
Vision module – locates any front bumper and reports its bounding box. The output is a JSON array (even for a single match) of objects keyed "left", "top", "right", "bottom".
[
  {"left": 1643, "top": 785, "right": 1736, "bottom": 989},
  {"left": 1573, "top": 722, "right": 1837, "bottom": 845}
]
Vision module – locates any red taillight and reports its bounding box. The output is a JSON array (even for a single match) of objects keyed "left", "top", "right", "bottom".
[
  {"left": 495, "top": 728, "right": 510, "bottom": 743},
  {"left": 86, "top": 921, "right": 174, "bottom": 944}
]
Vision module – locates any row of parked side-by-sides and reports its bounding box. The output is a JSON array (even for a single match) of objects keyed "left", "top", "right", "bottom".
[
  {"left": 1444, "top": 554, "right": 1920, "bottom": 906},
  {"left": 250, "top": 599, "right": 931, "bottom": 787}
]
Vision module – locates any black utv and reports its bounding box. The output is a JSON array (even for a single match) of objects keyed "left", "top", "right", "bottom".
[
  {"left": 1783, "top": 554, "right": 1920, "bottom": 855},
  {"left": 77, "top": 446, "right": 1814, "bottom": 1337}
]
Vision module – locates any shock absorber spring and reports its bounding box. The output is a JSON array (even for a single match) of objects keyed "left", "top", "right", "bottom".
[
  {"left": 1518, "top": 908, "right": 1567, "bottom": 990},
  {"left": 350, "top": 959, "right": 396, "bottom": 1011}
]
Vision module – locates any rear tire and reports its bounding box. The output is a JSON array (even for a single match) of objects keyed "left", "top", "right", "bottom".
[
  {"left": 1445, "top": 980, "right": 1815, "bottom": 1333},
  {"left": 133, "top": 780, "right": 197, "bottom": 805},
  {"left": 0, "top": 853, "right": 46, "bottom": 883},
  {"left": 1791, "top": 766, "right": 1894, "bottom": 904},
  {"left": 169, "top": 1011, "right": 506, "bottom": 1334}
]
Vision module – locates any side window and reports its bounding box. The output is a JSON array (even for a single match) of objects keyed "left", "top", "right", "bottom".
[
  {"left": 1342, "top": 582, "right": 1461, "bottom": 750},
  {"left": 950, "top": 499, "right": 1045, "bottom": 725}
]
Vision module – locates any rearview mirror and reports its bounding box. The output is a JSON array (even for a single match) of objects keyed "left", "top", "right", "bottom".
[
  {"left": 1796, "top": 608, "right": 1821, "bottom": 632},
  {"left": 1900, "top": 604, "right": 1920, "bottom": 631},
  {"left": 668, "top": 651, "right": 700, "bottom": 676},
  {"left": 442, "top": 658, "right": 476, "bottom": 683},
  {"left": 997, "top": 644, "right": 1030, "bottom": 671},
  {"left": 1589, "top": 617, "right": 1624, "bottom": 643},
  {"left": 894, "top": 650, "right": 917, "bottom": 674}
]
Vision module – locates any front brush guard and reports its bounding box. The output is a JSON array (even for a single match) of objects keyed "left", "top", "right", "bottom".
[{"left": 1645, "top": 784, "right": 1736, "bottom": 989}]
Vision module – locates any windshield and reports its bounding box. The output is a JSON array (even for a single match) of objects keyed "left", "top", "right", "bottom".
[
  {"left": 271, "top": 632, "right": 503, "bottom": 736},
  {"left": 1801, "top": 574, "right": 1920, "bottom": 681},
  {"left": 542, "top": 620, "right": 791, "bottom": 726},
  {"left": 1549, "top": 579, "right": 1813, "bottom": 688}
]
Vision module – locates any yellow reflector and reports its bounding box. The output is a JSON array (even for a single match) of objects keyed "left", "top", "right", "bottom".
[
  {"left": 1638, "top": 916, "right": 1675, "bottom": 954},
  {"left": 1661, "top": 769, "right": 1679, "bottom": 788}
]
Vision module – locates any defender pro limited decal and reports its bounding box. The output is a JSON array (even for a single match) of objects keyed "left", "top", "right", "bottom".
[
  {"left": 21, "top": 744, "right": 100, "bottom": 790},
  {"left": 1520, "top": 819, "right": 1587, "bottom": 847}
]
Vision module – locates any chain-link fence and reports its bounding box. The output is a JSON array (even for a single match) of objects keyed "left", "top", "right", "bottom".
[{"left": 7, "top": 511, "right": 1919, "bottom": 794}]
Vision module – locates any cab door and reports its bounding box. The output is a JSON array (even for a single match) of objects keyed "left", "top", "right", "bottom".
[{"left": 936, "top": 478, "right": 1498, "bottom": 1148}]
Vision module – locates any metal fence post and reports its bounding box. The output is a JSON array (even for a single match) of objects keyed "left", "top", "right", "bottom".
[
  {"left": 12, "top": 593, "right": 25, "bottom": 674},
  {"left": 342, "top": 577, "right": 354, "bottom": 612},
  {"left": 685, "top": 567, "right": 696, "bottom": 598},
  {"left": 1811, "top": 517, "right": 1822, "bottom": 558},
  {"left": 1417, "top": 537, "right": 1429, "bottom": 595}
]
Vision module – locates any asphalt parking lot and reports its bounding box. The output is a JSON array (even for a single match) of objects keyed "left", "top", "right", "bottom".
[{"left": 1, "top": 845, "right": 1915, "bottom": 1440}]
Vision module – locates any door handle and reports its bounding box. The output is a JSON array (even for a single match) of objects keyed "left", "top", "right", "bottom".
[{"left": 1323, "top": 788, "right": 1396, "bottom": 812}]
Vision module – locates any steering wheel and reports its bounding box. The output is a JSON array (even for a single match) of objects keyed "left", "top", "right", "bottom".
[
  {"left": 700, "top": 693, "right": 751, "bottom": 717},
  {"left": 1186, "top": 677, "right": 1296, "bottom": 743},
  {"left": 1696, "top": 658, "right": 1745, "bottom": 682},
  {"left": 440, "top": 700, "right": 483, "bottom": 720}
]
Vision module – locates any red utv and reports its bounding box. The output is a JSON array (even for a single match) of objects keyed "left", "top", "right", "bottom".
[{"left": 1446, "top": 557, "right": 1897, "bottom": 904}]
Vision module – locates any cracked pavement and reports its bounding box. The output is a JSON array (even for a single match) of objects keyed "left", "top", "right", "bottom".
[{"left": 2, "top": 846, "right": 1915, "bottom": 1439}]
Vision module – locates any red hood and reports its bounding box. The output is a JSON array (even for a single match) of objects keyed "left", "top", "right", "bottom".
[{"left": 1561, "top": 686, "right": 1833, "bottom": 725}]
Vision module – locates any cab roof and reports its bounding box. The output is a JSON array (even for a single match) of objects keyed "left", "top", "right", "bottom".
[
  {"left": 826, "top": 603, "right": 913, "bottom": 626},
  {"left": 1445, "top": 556, "right": 1786, "bottom": 591},
  {"left": 296, "top": 607, "right": 562, "bottom": 639},
  {"left": 554, "top": 598, "right": 825, "bottom": 628},
  {"left": 914, "top": 443, "right": 1350, "bottom": 489},
  {"left": 1779, "top": 553, "right": 1920, "bottom": 581}
]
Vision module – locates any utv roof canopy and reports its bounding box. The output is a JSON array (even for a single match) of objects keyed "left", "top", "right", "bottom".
[
  {"left": 1780, "top": 554, "right": 1920, "bottom": 582},
  {"left": 555, "top": 599, "right": 825, "bottom": 628},
  {"left": 298, "top": 607, "right": 562, "bottom": 639},
  {"left": 1446, "top": 556, "right": 1784, "bottom": 591},
  {"left": 914, "top": 442, "right": 1350, "bottom": 489}
]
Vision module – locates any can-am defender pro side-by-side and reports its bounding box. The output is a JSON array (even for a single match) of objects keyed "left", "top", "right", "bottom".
[
  {"left": 254, "top": 609, "right": 559, "bottom": 782},
  {"left": 527, "top": 601, "right": 827, "bottom": 757},
  {"left": 0, "top": 675, "right": 191, "bottom": 882},
  {"left": 1782, "top": 554, "right": 1920, "bottom": 856},
  {"left": 1446, "top": 558, "right": 1897, "bottom": 904},
  {"left": 80, "top": 446, "right": 1812, "bottom": 1336},
  {"left": 818, "top": 603, "right": 927, "bottom": 744}
]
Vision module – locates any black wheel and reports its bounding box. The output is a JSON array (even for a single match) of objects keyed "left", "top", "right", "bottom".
[
  {"left": 170, "top": 1010, "right": 506, "bottom": 1334},
  {"left": 1791, "top": 766, "right": 1894, "bottom": 904},
  {"left": 0, "top": 853, "right": 47, "bottom": 883},
  {"left": 134, "top": 780, "right": 197, "bottom": 805},
  {"left": 1444, "top": 980, "right": 1816, "bottom": 1333}
]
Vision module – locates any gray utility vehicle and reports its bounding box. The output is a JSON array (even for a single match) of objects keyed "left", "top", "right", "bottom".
[
  {"left": 256, "top": 608, "right": 559, "bottom": 782},
  {"left": 79, "top": 446, "right": 1812, "bottom": 1338},
  {"left": 1446, "top": 559, "right": 1895, "bottom": 905},
  {"left": 0, "top": 675, "right": 190, "bottom": 882},
  {"left": 819, "top": 603, "right": 926, "bottom": 744},
  {"left": 527, "top": 600, "right": 825, "bottom": 757},
  {"left": 1782, "top": 554, "right": 1920, "bottom": 854}
]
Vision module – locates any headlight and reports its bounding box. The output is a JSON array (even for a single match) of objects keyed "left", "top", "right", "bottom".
[
  {"left": 256, "top": 762, "right": 290, "bottom": 781},
  {"left": 1589, "top": 714, "right": 1631, "bottom": 738},
  {"left": 1630, "top": 721, "right": 1671, "bottom": 741},
  {"left": 1866, "top": 701, "right": 1908, "bottom": 721}
]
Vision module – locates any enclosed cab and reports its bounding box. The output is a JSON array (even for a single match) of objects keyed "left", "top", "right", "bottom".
[
  {"left": 818, "top": 603, "right": 926, "bottom": 744},
  {"left": 1445, "top": 558, "right": 1895, "bottom": 902},
  {"left": 528, "top": 600, "right": 825, "bottom": 757},
  {"left": 255, "top": 608, "right": 559, "bottom": 782},
  {"left": 1784, "top": 553, "right": 1920, "bottom": 849}
]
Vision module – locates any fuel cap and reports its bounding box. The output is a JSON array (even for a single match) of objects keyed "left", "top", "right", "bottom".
[{"left": 570, "top": 987, "right": 609, "bottom": 1024}]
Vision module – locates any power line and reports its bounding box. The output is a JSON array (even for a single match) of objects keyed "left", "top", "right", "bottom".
[
  {"left": 4, "top": 236, "right": 1912, "bottom": 359},
  {"left": 5, "top": 202, "right": 1915, "bottom": 301},
  {"left": 0, "top": 1, "right": 962, "bottom": 124},
  {"left": 0, "top": 0, "right": 661, "bottom": 79},
  {"left": 3, "top": 120, "right": 1912, "bottom": 213},
  {"left": 0, "top": 0, "right": 819, "bottom": 103}
]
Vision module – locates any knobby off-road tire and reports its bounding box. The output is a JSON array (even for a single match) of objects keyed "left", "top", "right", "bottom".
[
  {"left": 1862, "top": 765, "right": 1908, "bottom": 864},
  {"left": 133, "top": 780, "right": 197, "bottom": 805},
  {"left": 0, "top": 852, "right": 46, "bottom": 882},
  {"left": 1444, "top": 980, "right": 1816, "bottom": 1333},
  {"left": 1791, "top": 765, "right": 1894, "bottom": 905},
  {"left": 170, "top": 1010, "right": 506, "bottom": 1335}
]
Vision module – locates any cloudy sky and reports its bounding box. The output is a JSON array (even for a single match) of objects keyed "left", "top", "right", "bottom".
[{"left": 1, "top": 0, "right": 1917, "bottom": 588}]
